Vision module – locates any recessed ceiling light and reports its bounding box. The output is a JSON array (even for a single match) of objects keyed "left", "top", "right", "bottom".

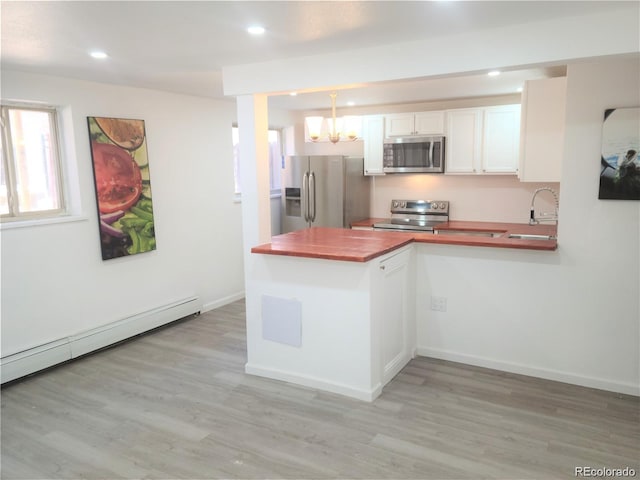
[
  {"left": 517, "top": 86, "right": 524, "bottom": 93},
  {"left": 90, "top": 51, "right": 108, "bottom": 59},
  {"left": 347, "top": 101, "right": 355, "bottom": 107},
  {"left": 247, "top": 25, "right": 266, "bottom": 35},
  {"left": 488, "top": 70, "right": 501, "bottom": 77},
  {"left": 289, "top": 92, "right": 298, "bottom": 96}
]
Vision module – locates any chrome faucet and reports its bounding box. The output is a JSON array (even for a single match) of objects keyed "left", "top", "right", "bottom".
[{"left": 529, "top": 187, "right": 559, "bottom": 225}]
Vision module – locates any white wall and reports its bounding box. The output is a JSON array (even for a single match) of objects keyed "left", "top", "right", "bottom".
[
  {"left": 1, "top": 71, "right": 245, "bottom": 356},
  {"left": 416, "top": 57, "right": 640, "bottom": 395},
  {"left": 372, "top": 175, "right": 559, "bottom": 223}
]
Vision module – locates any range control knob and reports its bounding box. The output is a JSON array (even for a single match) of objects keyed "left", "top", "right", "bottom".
[
  {"left": 431, "top": 203, "right": 438, "bottom": 210},
  {"left": 392, "top": 201, "right": 399, "bottom": 208},
  {"left": 439, "top": 202, "right": 446, "bottom": 209}
]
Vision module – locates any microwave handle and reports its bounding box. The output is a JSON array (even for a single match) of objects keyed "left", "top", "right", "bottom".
[{"left": 428, "top": 141, "right": 434, "bottom": 168}]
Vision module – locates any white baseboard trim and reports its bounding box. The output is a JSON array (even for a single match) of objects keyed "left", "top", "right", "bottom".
[
  {"left": 384, "top": 352, "right": 412, "bottom": 385},
  {"left": 416, "top": 347, "right": 640, "bottom": 397},
  {"left": 1, "top": 296, "right": 202, "bottom": 384},
  {"left": 69, "top": 296, "right": 201, "bottom": 358},
  {"left": 245, "top": 363, "right": 381, "bottom": 402},
  {"left": 0, "top": 339, "right": 72, "bottom": 386},
  {"left": 201, "top": 291, "right": 245, "bottom": 313}
]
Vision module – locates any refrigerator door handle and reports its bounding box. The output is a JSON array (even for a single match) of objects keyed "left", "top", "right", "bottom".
[
  {"left": 309, "top": 171, "right": 317, "bottom": 222},
  {"left": 302, "top": 171, "right": 310, "bottom": 222}
]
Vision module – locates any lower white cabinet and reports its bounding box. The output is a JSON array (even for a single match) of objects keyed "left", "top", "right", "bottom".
[
  {"left": 362, "top": 115, "right": 385, "bottom": 176},
  {"left": 373, "top": 247, "right": 414, "bottom": 385},
  {"left": 445, "top": 104, "right": 521, "bottom": 174}
]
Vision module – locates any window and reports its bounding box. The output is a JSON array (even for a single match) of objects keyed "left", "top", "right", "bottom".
[
  {"left": 232, "top": 126, "right": 283, "bottom": 196},
  {"left": 1, "top": 105, "right": 64, "bottom": 220}
]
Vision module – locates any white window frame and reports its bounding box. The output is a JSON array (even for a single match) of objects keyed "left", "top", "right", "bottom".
[
  {"left": 1, "top": 103, "right": 66, "bottom": 222},
  {"left": 232, "top": 126, "right": 283, "bottom": 201},
  {"left": 267, "top": 128, "right": 283, "bottom": 195}
]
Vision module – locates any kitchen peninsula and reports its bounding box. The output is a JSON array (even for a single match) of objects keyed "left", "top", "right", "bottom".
[{"left": 247, "top": 224, "right": 558, "bottom": 401}]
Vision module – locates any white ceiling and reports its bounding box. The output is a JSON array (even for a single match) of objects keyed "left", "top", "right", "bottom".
[{"left": 0, "top": 1, "right": 622, "bottom": 110}]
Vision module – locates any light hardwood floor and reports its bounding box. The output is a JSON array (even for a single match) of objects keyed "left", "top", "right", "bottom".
[{"left": 2, "top": 299, "right": 638, "bottom": 479}]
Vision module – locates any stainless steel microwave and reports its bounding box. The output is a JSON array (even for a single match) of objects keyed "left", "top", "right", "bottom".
[{"left": 383, "top": 135, "right": 445, "bottom": 173}]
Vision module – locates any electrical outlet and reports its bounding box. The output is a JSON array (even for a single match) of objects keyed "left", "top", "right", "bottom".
[{"left": 431, "top": 296, "right": 447, "bottom": 312}]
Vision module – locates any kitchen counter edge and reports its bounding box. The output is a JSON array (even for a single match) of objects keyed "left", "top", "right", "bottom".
[{"left": 252, "top": 221, "right": 557, "bottom": 263}]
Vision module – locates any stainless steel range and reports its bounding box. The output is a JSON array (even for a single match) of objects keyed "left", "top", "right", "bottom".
[{"left": 373, "top": 199, "right": 449, "bottom": 232}]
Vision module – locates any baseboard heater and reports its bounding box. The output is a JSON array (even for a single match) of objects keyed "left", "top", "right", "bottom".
[{"left": 0, "top": 296, "right": 201, "bottom": 384}]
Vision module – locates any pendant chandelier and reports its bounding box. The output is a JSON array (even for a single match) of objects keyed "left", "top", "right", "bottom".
[{"left": 305, "top": 92, "right": 359, "bottom": 144}]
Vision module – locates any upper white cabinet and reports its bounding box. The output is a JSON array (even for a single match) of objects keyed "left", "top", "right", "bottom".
[
  {"left": 445, "top": 108, "right": 483, "bottom": 174},
  {"left": 414, "top": 112, "right": 445, "bottom": 135},
  {"left": 445, "top": 104, "right": 521, "bottom": 174},
  {"left": 362, "top": 115, "right": 385, "bottom": 176},
  {"left": 519, "top": 77, "right": 567, "bottom": 183},
  {"left": 483, "top": 105, "right": 522, "bottom": 173},
  {"left": 385, "top": 111, "right": 445, "bottom": 137}
]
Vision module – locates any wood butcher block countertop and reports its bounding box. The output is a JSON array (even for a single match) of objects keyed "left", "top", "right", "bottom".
[
  {"left": 353, "top": 218, "right": 558, "bottom": 250},
  {"left": 414, "top": 222, "right": 557, "bottom": 249},
  {"left": 251, "top": 227, "right": 415, "bottom": 262},
  {"left": 252, "top": 221, "right": 558, "bottom": 263}
]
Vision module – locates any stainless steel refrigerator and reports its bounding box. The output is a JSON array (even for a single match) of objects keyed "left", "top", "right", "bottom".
[{"left": 281, "top": 156, "right": 371, "bottom": 233}]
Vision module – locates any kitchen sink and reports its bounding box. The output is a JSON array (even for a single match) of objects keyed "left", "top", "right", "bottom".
[
  {"left": 508, "top": 233, "right": 556, "bottom": 240},
  {"left": 435, "top": 229, "right": 504, "bottom": 238}
]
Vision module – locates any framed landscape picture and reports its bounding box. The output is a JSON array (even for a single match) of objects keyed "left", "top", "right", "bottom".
[
  {"left": 599, "top": 107, "right": 640, "bottom": 200},
  {"left": 87, "top": 117, "right": 156, "bottom": 260}
]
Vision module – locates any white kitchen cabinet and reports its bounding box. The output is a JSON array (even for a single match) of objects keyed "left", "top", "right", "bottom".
[
  {"left": 385, "top": 111, "right": 445, "bottom": 137},
  {"left": 362, "top": 115, "right": 385, "bottom": 176},
  {"left": 519, "top": 77, "right": 567, "bottom": 182},
  {"left": 445, "top": 108, "right": 483, "bottom": 173},
  {"left": 483, "top": 104, "right": 521, "bottom": 173},
  {"left": 373, "top": 247, "right": 414, "bottom": 385},
  {"left": 445, "top": 105, "right": 520, "bottom": 174}
]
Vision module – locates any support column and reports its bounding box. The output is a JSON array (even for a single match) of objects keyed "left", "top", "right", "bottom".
[{"left": 236, "top": 94, "right": 271, "bottom": 292}]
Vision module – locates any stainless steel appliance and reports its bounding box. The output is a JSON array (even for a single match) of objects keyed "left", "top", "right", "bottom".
[
  {"left": 281, "top": 156, "right": 371, "bottom": 233},
  {"left": 383, "top": 136, "right": 445, "bottom": 173},
  {"left": 373, "top": 199, "right": 449, "bottom": 232}
]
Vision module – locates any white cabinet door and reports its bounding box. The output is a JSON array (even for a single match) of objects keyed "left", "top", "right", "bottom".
[
  {"left": 363, "top": 115, "right": 385, "bottom": 176},
  {"left": 445, "top": 108, "right": 483, "bottom": 173},
  {"left": 519, "top": 77, "right": 567, "bottom": 182},
  {"left": 385, "top": 111, "right": 445, "bottom": 136},
  {"left": 384, "top": 114, "right": 415, "bottom": 137},
  {"left": 376, "top": 248, "right": 412, "bottom": 386},
  {"left": 483, "top": 105, "right": 521, "bottom": 173},
  {"left": 414, "top": 111, "right": 445, "bottom": 135}
]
